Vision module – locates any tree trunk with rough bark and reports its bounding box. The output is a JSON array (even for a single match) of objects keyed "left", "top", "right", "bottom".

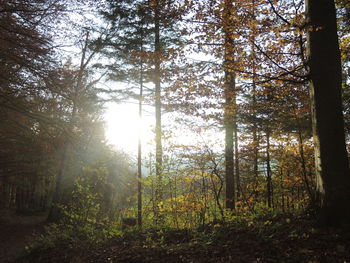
[
  {"left": 223, "top": 0, "right": 236, "bottom": 210},
  {"left": 306, "top": 0, "right": 350, "bottom": 226}
]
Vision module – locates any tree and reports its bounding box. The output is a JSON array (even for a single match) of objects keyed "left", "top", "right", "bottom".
[
  {"left": 99, "top": 0, "right": 185, "bottom": 224},
  {"left": 223, "top": 0, "right": 236, "bottom": 210},
  {"left": 306, "top": 0, "right": 350, "bottom": 226},
  {"left": 0, "top": 0, "right": 64, "bottom": 211},
  {"left": 46, "top": 37, "right": 104, "bottom": 220},
  {"left": 173, "top": 0, "right": 241, "bottom": 210}
]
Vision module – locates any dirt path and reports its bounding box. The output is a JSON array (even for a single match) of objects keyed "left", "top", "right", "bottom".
[{"left": 0, "top": 210, "right": 47, "bottom": 263}]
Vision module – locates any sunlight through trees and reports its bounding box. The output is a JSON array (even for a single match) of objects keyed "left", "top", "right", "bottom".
[{"left": 1, "top": 1, "right": 350, "bottom": 249}]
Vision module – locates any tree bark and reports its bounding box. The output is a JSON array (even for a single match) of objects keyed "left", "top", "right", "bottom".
[
  {"left": 137, "top": 63, "right": 143, "bottom": 228},
  {"left": 137, "top": 19, "right": 144, "bottom": 228},
  {"left": 223, "top": 0, "right": 236, "bottom": 210},
  {"left": 47, "top": 145, "right": 67, "bottom": 222},
  {"left": 154, "top": 0, "right": 163, "bottom": 223},
  {"left": 1, "top": 175, "right": 8, "bottom": 208},
  {"left": 296, "top": 125, "right": 315, "bottom": 204},
  {"left": 266, "top": 127, "right": 272, "bottom": 208},
  {"left": 251, "top": 0, "right": 260, "bottom": 203},
  {"left": 306, "top": 0, "right": 350, "bottom": 226},
  {"left": 225, "top": 106, "right": 235, "bottom": 210},
  {"left": 234, "top": 121, "right": 239, "bottom": 199}
]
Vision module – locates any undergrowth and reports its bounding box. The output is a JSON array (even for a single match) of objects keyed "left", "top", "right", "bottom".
[{"left": 22, "top": 179, "right": 350, "bottom": 263}]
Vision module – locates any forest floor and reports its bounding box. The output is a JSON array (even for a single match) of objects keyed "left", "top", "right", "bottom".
[
  {"left": 12, "top": 212, "right": 350, "bottom": 263},
  {"left": 0, "top": 209, "right": 47, "bottom": 263}
]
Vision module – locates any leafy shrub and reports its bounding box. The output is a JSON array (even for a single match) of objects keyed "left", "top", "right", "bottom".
[{"left": 28, "top": 177, "right": 122, "bottom": 254}]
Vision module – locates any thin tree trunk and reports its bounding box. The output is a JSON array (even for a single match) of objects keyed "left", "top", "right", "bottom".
[
  {"left": 47, "top": 32, "right": 90, "bottom": 222},
  {"left": 47, "top": 145, "right": 67, "bottom": 221},
  {"left": 234, "top": 123, "right": 239, "bottom": 199},
  {"left": 154, "top": 2, "right": 163, "bottom": 223},
  {"left": 137, "top": 12, "right": 144, "bottom": 228},
  {"left": 266, "top": 127, "right": 272, "bottom": 208},
  {"left": 251, "top": 0, "right": 260, "bottom": 202},
  {"left": 137, "top": 55, "right": 143, "bottom": 229},
  {"left": 1, "top": 175, "right": 8, "bottom": 208},
  {"left": 296, "top": 126, "right": 315, "bottom": 204}
]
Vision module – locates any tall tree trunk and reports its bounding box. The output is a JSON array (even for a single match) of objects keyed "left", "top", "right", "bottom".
[
  {"left": 47, "top": 145, "right": 67, "bottom": 221},
  {"left": 1, "top": 175, "right": 8, "bottom": 208},
  {"left": 266, "top": 127, "right": 272, "bottom": 208},
  {"left": 306, "top": 0, "right": 350, "bottom": 226},
  {"left": 223, "top": 0, "right": 236, "bottom": 210},
  {"left": 137, "top": 14, "right": 145, "bottom": 227},
  {"left": 47, "top": 32, "right": 90, "bottom": 222},
  {"left": 225, "top": 112, "right": 235, "bottom": 210},
  {"left": 251, "top": 0, "right": 260, "bottom": 202},
  {"left": 234, "top": 122, "right": 239, "bottom": 199},
  {"left": 137, "top": 49, "right": 143, "bottom": 229},
  {"left": 296, "top": 125, "right": 315, "bottom": 204},
  {"left": 154, "top": 1, "right": 163, "bottom": 222},
  {"left": 252, "top": 116, "right": 259, "bottom": 202}
]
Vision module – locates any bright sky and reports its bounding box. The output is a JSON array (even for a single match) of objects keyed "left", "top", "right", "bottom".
[
  {"left": 104, "top": 101, "right": 225, "bottom": 158},
  {"left": 104, "top": 102, "right": 154, "bottom": 155}
]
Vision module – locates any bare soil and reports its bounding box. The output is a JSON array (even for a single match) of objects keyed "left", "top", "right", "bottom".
[{"left": 0, "top": 210, "right": 47, "bottom": 263}]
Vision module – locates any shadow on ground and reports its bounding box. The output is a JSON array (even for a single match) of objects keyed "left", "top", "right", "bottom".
[{"left": 0, "top": 209, "right": 47, "bottom": 263}]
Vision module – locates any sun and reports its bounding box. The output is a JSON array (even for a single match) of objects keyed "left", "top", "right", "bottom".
[{"left": 104, "top": 103, "right": 153, "bottom": 153}]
